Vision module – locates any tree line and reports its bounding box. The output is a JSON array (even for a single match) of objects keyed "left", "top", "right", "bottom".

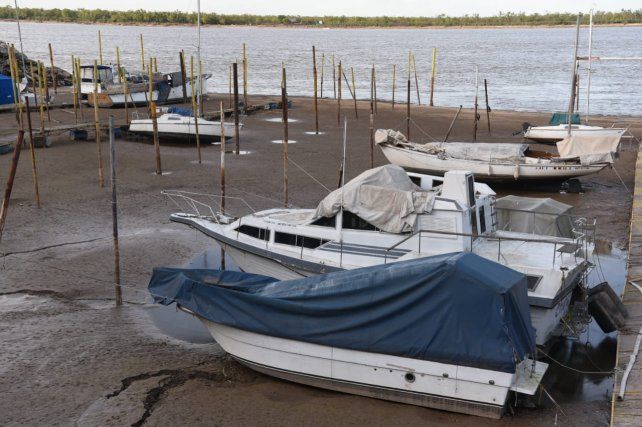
[{"left": 1, "top": 7, "right": 641, "bottom": 27}]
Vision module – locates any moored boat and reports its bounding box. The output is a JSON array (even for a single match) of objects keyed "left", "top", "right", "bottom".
[
  {"left": 128, "top": 112, "right": 238, "bottom": 142},
  {"left": 524, "top": 123, "right": 627, "bottom": 143}
]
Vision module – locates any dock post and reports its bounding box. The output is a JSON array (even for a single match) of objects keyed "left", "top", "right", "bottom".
[
  {"left": 139, "top": 34, "right": 145, "bottom": 72},
  {"left": 351, "top": 67, "right": 358, "bottom": 119},
  {"left": 93, "top": 60, "right": 105, "bottom": 187},
  {"left": 312, "top": 46, "right": 319, "bottom": 134},
  {"left": 320, "top": 52, "right": 325, "bottom": 99},
  {"left": 108, "top": 116, "right": 122, "bottom": 307},
  {"left": 412, "top": 53, "right": 420, "bottom": 105},
  {"left": 373, "top": 64, "right": 378, "bottom": 114},
  {"left": 40, "top": 62, "right": 51, "bottom": 122},
  {"left": 484, "top": 79, "right": 491, "bottom": 135},
  {"left": 228, "top": 64, "right": 232, "bottom": 108},
  {"left": 219, "top": 101, "right": 226, "bottom": 271},
  {"left": 392, "top": 64, "right": 396, "bottom": 109},
  {"left": 116, "top": 46, "right": 122, "bottom": 84},
  {"left": 149, "top": 64, "right": 162, "bottom": 175},
  {"left": 36, "top": 63, "right": 45, "bottom": 135},
  {"left": 473, "top": 66, "right": 479, "bottom": 142},
  {"left": 429, "top": 48, "right": 437, "bottom": 107},
  {"left": 242, "top": 43, "right": 248, "bottom": 109},
  {"left": 233, "top": 62, "right": 240, "bottom": 155},
  {"left": 98, "top": 30, "right": 103, "bottom": 65},
  {"left": 123, "top": 73, "right": 129, "bottom": 125},
  {"left": 76, "top": 58, "right": 84, "bottom": 121},
  {"left": 179, "top": 51, "right": 188, "bottom": 103},
  {"left": 0, "top": 130, "right": 25, "bottom": 243},
  {"left": 8, "top": 46, "right": 19, "bottom": 117},
  {"left": 332, "top": 54, "right": 336, "bottom": 99},
  {"left": 48, "top": 43, "right": 57, "bottom": 94},
  {"left": 337, "top": 61, "right": 342, "bottom": 125},
  {"left": 190, "top": 55, "right": 202, "bottom": 164},
  {"left": 369, "top": 99, "right": 374, "bottom": 169},
  {"left": 198, "top": 59, "right": 204, "bottom": 117},
  {"left": 406, "top": 78, "right": 411, "bottom": 139},
  {"left": 71, "top": 55, "right": 78, "bottom": 123},
  {"left": 281, "top": 65, "right": 289, "bottom": 207},
  {"left": 25, "top": 98, "right": 41, "bottom": 208}
]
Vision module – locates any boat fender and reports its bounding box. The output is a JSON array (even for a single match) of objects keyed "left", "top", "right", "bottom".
[
  {"left": 513, "top": 165, "right": 519, "bottom": 180},
  {"left": 588, "top": 286, "right": 627, "bottom": 333},
  {"left": 588, "top": 282, "right": 628, "bottom": 317}
]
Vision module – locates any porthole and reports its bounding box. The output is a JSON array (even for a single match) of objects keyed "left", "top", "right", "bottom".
[{"left": 405, "top": 372, "right": 416, "bottom": 383}]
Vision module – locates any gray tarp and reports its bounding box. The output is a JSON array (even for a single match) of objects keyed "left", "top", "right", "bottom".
[
  {"left": 556, "top": 134, "right": 622, "bottom": 165},
  {"left": 495, "top": 195, "right": 574, "bottom": 238},
  {"left": 375, "top": 129, "right": 528, "bottom": 162},
  {"left": 314, "top": 165, "right": 435, "bottom": 233}
]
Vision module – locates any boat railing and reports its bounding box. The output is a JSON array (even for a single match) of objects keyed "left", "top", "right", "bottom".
[{"left": 161, "top": 190, "right": 255, "bottom": 223}]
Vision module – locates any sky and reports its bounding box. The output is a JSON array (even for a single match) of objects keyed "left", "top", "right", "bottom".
[{"left": 2, "top": 1, "right": 640, "bottom": 17}]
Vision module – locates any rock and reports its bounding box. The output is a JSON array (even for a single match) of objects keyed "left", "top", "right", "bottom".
[{"left": 0, "top": 41, "right": 73, "bottom": 86}]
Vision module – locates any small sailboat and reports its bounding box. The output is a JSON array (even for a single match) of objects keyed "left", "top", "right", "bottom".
[
  {"left": 149, "top": 252, "right": 548, "bottom": 419},
  {"left": 523, "top": 123, "right": 627, "bottom": 143}
]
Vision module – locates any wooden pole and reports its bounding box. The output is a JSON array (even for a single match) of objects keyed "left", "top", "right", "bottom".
[
  {"left": 9, "top": 46, "right": 23, "bottom": 126},
  {"left": 473, "top": 66, "right": 479, "bottom": 142},
  {"left": 228, "top": 64, "right": 232, "bottom": 108},
  {"left": 154, "top": 57, "right": 158, "bottom": 74},
  {"left": 443, "top": 105, "right": 462, "bottom": 142},
  {"left": 350, "top": 67, "right": 358, "bottom": 119},
  {"left": 108, "top": 116, "right": 122, "bottom": 307},
  {"left": 233, "top": 62, "right": 240, "bottom": 155},
  {"left": 25, "top": 98, "right": 41, "bottom": 208},
  {"left": 123, "top": 71, "right": 129, "bottom": 125},
  {"left": 76, "top": 58, "right": 84, "bottom": 121},
  {"left": 369, "top": 98, "right": 374, "bottom": 169},
  {"left": 93, "top": 60, "right": 105, "bottom": 187},
  {"left": 8, "top": 46, "right": 19, "bottom": 114},
  {"left": 37, "top": 63, "right": 45, "bottom": 135},
  {"left": 116, "top": 46, "right": 122, "bottom": 83},
  {"left": 140, "top": 34, "right": 145, "bottom": 72},
  {"left": 429, "top": 48, "right": 437, "bottom": 107},
  {"left": 567, "top": 14, "right": 582, "bottom": 136},
  {"left": 281, "top": 65, "right": 289, "bottom": 207},
  {"left": 392, "top": 64, "right": 396, "bottom": 109},
  {"left": 0, "top": 130, "right": 25, "bottom": 243},
  {"left": 373, "top": 64, "right": 378, "bottom": 114},
  {"left": 71, "top": 55, "right": 78, "bottom": 123},
  {"left": 484, "top": 79, "right": 491, "bottom": 135},
  {"left": 312, "top": 46, "right": 319, "bottom": 134},
  {"left": 320, "top": 52, "right": 325, "bottom": 99},
  {"left": 178, "top": 50, "right": 187, "bottom": 103},
  {"left": 336, "top": 61, "right": 342, "bottom": 125},
  {"left": 332, "top": 54, "right": 336, "bottom": 99},
  {"left": 29, "top": 61, "right": 38, "bottom": 107},
  {"left": 40, "top": 62, "right": 51, "bottom": 122},
  {"left": 219, "top": 100, "right": 226, "bottom": 271},
  {"left": 190, "top": 56, "right": 202, "bottom": 164},
  {"left": 198, "top": 60, "right": 204, "bottom": 116},
  {"left": 406, "top": 78, "right": 411, "bottom": 139},
  {"left": 98, "top": 30, "right": 104, "bottom": 65},
  {"left": 412, "top": 54, "right": 420, "bottom": 105},
  {"left": 48, "top": 43, "right": 57, "bottom": 94},
  {"left": 242, "top": 43, "right": 248, "bottom": 108},
  {"left": 149, "top": 64, "right": 162, "bottom": 175}
]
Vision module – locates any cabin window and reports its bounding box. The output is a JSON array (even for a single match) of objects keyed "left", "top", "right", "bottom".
[
  {"left": 409, "top": 176, "right": 422, "bottom": 186},
  {"left": 526, "top": 275, "right": 542, "bottom": 291},
  {"left": 310, "top": 215, "right": 336, "bottom": 228},
  {"left": 467, "top": 174, "right": 476, "bottom": 207},
  {"left": 274, "top": 232, "right": 328, "bottom": 249},
  {"left": 342, "top": 211, "right": 377, "bottom": 231},
  {"left": 236, "top": 225, "right": 269, "bottom": 241},
  {"left": 478, "top": 206, "right": 487, "bottom": 234}
]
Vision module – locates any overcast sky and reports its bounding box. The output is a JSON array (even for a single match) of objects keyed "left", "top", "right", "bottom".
[{"left": 2, "top": 1, "right": 639, "bottom": 17}]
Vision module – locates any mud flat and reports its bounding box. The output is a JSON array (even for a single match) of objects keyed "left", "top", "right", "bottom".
[{"left": 1, "top": 94, "right": 641, "bottom": 425}]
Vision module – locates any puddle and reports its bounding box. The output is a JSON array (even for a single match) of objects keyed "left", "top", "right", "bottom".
[
  {"left": 271, "top": 140, "right": 297, "bottom": 144},
  {"left": 540, "top": 248, "right": 626, "bottom": 404},
  {"left": 148, "top": 246, "right": 239, "bottom": 344},
  {"left": 264, "top": 117, "right": 299, "bottom": 123}
]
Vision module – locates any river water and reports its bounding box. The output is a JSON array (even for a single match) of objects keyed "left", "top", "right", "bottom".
[{"left": 1, "top": 21, "right": 641, "bottom": 116}]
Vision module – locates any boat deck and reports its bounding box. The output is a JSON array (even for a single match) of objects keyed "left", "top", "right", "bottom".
[{"left": 611, "top": 143, "right": 642, "bottom": 426}]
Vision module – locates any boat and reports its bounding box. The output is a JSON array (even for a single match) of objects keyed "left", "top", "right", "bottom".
[
  {"left": 128, "top": 110, "right": 239, "bottom": 142},
  {"left": 149, "top": 252, "right": 548, "bottom": 419},
  {"left": 523, "top": 123, "right": 627, "bottom": 143},
  {"left": 164, "top": 164, "right": 598, "bottom": 346},
  {"left": 375, "top": 129, "right": 620, "bottom": 182}
]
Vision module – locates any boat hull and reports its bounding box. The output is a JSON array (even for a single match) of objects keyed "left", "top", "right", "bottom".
[
  {"left": 379, "top": 144, "right": 607, "bottom": 182},
  {"left": 524, "top": 126, "right": 626, "bottom": 143},
  {"left": 128, "top": 120, "right": 236, "bottom": 143}
]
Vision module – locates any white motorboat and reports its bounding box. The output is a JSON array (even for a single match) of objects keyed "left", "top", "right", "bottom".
[
  {"left": 149, "top": 252, "right": 548, "bottom": 419},
  {"left": 165, "top": 165, "right": 597, "bottom": 346},
  {"left": 375, "top": 129, "right": 618, "bottom": 182},
  {"left": 128, "top": 112, "right": 238, "bottom": 142},
  {"left": 524, "top": 123, "right": 627, "bottom": 143}
]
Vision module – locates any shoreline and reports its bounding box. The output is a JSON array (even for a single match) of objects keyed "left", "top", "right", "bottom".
[{"left": 1, "top": 18, "right": 642, "bottom": 30}]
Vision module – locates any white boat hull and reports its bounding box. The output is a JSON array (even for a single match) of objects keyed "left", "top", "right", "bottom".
[
  {"left": 379, "top": 144, "right": 606, "bottom": 181},
  {"left": 524, "top": 125, "right": 627, "bottom": 143},
  {"left": 199, "top": 320, "right": 546, "bottom": 419},
  {"left": 128, "top": 114, "right": 238, "bottom": 142}
]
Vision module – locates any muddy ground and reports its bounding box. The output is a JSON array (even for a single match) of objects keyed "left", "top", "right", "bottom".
[{"left": 1, "top": 93, "right": 640, "bottom": 426}]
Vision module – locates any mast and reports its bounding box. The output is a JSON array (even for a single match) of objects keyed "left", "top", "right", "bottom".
[
  {"left": 567, "top": 13, "right": 582, "bottom": 137},
  {"left": 196, "top": 0, "right": 202, "bottom": 118},
  {"left": 585, "top": 9, "right": 593, "bottom": 124}
]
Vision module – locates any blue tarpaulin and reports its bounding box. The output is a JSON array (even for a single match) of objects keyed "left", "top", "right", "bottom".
[
  {"left": 0, "top": 74, "right": 16, "bottom": 105},
  {"left": 149, "top": 252, "right": 536, "bottom": 373}
]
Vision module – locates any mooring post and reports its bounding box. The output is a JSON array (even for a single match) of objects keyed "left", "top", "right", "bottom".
[
  {"left": 406, "top": 78, "right": 411, "bottom": 139},
  {"left": 0, "top": 130, "right": 25, "bottom": 243},
  {"left": 232, "top": 62, "right": 240, "bottom": 155},
  {"left": 350, "top": 67, "right": 358, "bottom": 119},
  {"left": 228, "top": 64, "right": 232, "bottom": 108},
  {"left": 242, "top": 43, "right": 248, "bottom": 108},
  {"left": 40, "top": 61, "right": 51, "bottom": 122},
  {"left": 312, "top": 46, "right": 319, "bottom": 134},
  {"left": 8, "top": 46, "right": 19, "bottom": 116},
  {"left": 76, "top": 58, "right": 84, "bottom": 121},
  {"left": 337, "top": 61, "right": 342, "bottom": 125},
  {"left": 48, "top": 43, "right": 57, "bottom": 94},
  {"left": 473, "top": 66, "right": 479, "bottom": 142},
  {"left": 71, "top": 55, "right": 78, "bottom": 123},
  {"left": 179, "top": 51, "right": 187, "bottom": 103},
  {"left": 25, "top": 98, "right": 40, "bottom": 208},
  {"left": 29, "top": 62, "right": 38, "bottom": 108},
  {"left": 320, "top": 52, "right": 325, "bottom": 99},
  {"left": 93, "top": 60, "right": 105, "bottom": 187},
  {"left": 123, "top": 71, "right": 129, "bottom": 125},
  {"left": 484, "top": 79, "right": 491, "bottom": 135},
  {"left": 369, "top": 100, "right": 374, "bottom": 169},
  {"left": 567, "top": 14, "right": 582, "bottom": 137},
  {"left": 443, "top": 105, "right": 462, "bottom": 142},
  {"left": 116, "top": 46, "right": 122, "bottom": 84},
  {"left": 190, "top": 55, "right": 202, "bottom": 164},
  {"left": 392, "top": 64, "right": 396, "bottom": 109},
  {"left": 139, "top": 34, "right": 145, "bottom": 72},
  {"left": 281, "top": 65, "right": 289, "bottom": 207},
  {"left": 412, "top": 53, "right": 420, "bottom": 105},
  {"left": 198, "top": 59, "right": 204, "bottom": 117},
  {"left": 373, "top": 64, "right": 378, "bottom": 114},
  {"left": 332, "top": 54, "right": 336, "bottom": 99},
  {"left": 108, "top": 116, "right": 122, "bottom": 307},
  {"left": 219, "top": 101, "right": 227, "bottom": 271},
  {"left": 98, "top": 30, "right": 103, "bottom": 65},
  {"left": 429, "top": 47, "right": 437, "bottom": 107},
  {"left": 36, "top": 63, "right": 45, "bottom": 133},
  {"left": 149, "top": 64, "right": 162, "bottom": 175}
]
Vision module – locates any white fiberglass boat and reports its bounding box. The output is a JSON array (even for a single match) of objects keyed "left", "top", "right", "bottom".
[
  {"left": 165, "top": 165, "right": 597, "bottom": 346},
  {"left": 128, "top": 112, "right": 238, "bottom": 142},
  {"left": 524, "top": 123, "right": 627, "bottom": 143}
]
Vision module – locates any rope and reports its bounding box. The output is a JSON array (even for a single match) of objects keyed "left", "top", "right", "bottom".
[
  {"left": 611, "top": 164, "right": 631, "bottom": 194},
  {"left": 288, "top": 157, "right": 331, "bottom": 193},
  {"left": 409, "top": 117, "right": 439, "bottom": 142},
  {"left": 537, "top": 347, "right": 615, "bottom": 375}
]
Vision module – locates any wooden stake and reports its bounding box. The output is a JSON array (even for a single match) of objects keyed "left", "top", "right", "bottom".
[
  {"left": 220, "top": 101, "right": 226, "bottom": 214},
  {"left": 233, "top": 62, "right": 240, "bottom": 155},
  {"left": 242, "top": 43, "right": 248, "bottom": 108},
  {"left": 29, "top": 61, "right": 38, "bottom": 107},
  {"left": 320, "top": 52, "right": 325, "bottom": 98},
  {"left": 48, "top": 43, "right": 57, "bottom": 94},
  {"left": 369, "top": 99, "right": 374, "bottom": 169},
  {"left": 484, "top": 79, "right": 491, "bottom": 135},
  {"left": 198, "top": 59, "right": 204, "bottom": 116},
  {"left": 177, "top": 51, "right": 187, "bottom": 104},
  {"left": 350, "top": 67, "right": 358, "bottom": 119},
  {"left": 37, "top": 63, "right": 45, "bottom": 135},
  {"left": 149, "top": 64, "right": 162, "bottom": 175},
  {"left": 392, "top": 64, "right": 396, "bottom": 109},
  {"left": 373, "top": 64, "right": 378, "bottom": 114},
  {"left": 190, "top": 55, "right": 202, "bottom": 164},
  {"left": 98, "top": 30, "right": 103, "bottom": 65},
  {"left": 25, "top": 98, "right": 40, "bottom": 208},
  {"left": 154, "top": 57, "right": 158, "bottom": 74},
  {"left": 406, "top": 78, "right": 411, "bottom": 139},
  {"left": 76, "top": 58, "right": 84, "bottom": 121},
  {"left": 336, "top": 61, "right": 341, "bottom": 125},
  {"left": 71, "top": 55, "right": 78, "bottom": 122},
  {"left": 429, "top": 48, "right": 437, "bottom": 107},
  {"left": 116, "top": 46, "right": 122, "bottom": 83},
  {"left": 0, "top": 130, "right": 25, "bottom": 243},
  {"left": 443, "top": 105, "right": 462, "bottom": 142},
  {"left": 412, "top": 54, "right": 420, "bottom": 105},
  {"left": 8, "top": 46, "right": 19, "bottom": 113},
  {"left": 312, "top": 46, "right": 319, "bottom": 134},
  {"left": 140, "top": 34, "right": 145, "bottom": 71},
  {"left": 332, "top": 54, "right": 336, "bottom": 99},
  {"left": 40, "top": 62, "right": 51, "bottom": 122},
  {"left": 228, "top": 64, "right": 232, "bottom": 108},
  {"left": 108, "top": 116, "right": 122, "bottom": 307},
  {"left": 281, "top": 65, "right": 289, "bottom": 207},
  {"left": 123, "top": 70, "right": 129, "bottom": 125},
  {"left": 473, "top": 66, "right": 479, "bottom": 142},
  {"left": 93, "top": 61, "right": 105, "bottom": 187}
]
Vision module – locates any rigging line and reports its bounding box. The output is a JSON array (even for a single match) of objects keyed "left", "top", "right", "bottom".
[
  {"left": 610, "top": 165, "right": 631, "bottom": 194},
  {"left": 408, "top": 117, "right": 439, "bottom": 142},
  {"left": 288, "top": 157, "right": 331, "bottom": 193},
  {"left": 537, "top": 347, "right": 615, "bottom": 375}
]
